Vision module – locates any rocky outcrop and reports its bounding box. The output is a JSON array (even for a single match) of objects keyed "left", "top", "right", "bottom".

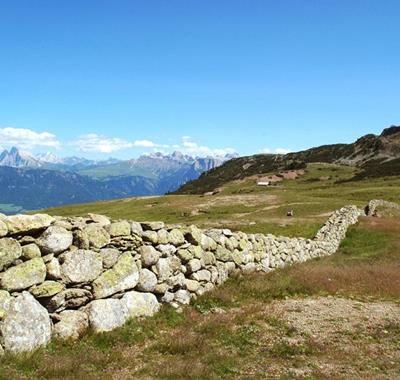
[{"left": 0, "top": 200, "right": 396, "bottom": 354}]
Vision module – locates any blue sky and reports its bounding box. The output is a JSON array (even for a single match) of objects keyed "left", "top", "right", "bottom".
[{"left": 0, "top": 0, "right": 399, "bottom": 158}]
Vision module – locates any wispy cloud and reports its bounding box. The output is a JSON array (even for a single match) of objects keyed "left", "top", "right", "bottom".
[
  {"left": 260, "top": 147, "right": 292, "bottom": 155},
  {"left": 70, "top": 133, "right": 133, "bottom": 153},
  {"left": 0, "top": 127, "right": 61, "bottom": 149}
]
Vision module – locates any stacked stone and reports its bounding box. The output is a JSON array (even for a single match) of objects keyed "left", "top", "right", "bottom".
[
  {"left": 0, "top": 201, "right": 385, "bottom": 355},
  {"left": 366, "top": 199, "right": 400, "bottom": 216}
]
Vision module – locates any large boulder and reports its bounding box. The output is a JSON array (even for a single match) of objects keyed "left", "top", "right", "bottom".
[
  {"left": 83, "top": 224, "right": 110, "bottom": 249},
  {"left": 0, "top": 258, "right": 46, "bottom": 292},
  {"left": 0, "top": 238, "right": 22, "bottom": 271},
  {"left": 52, "top": 310, "right": 89, "bottom": 341},
  {"left": 60, "top": 250, "right": 103, "bottom": 284},
  {"left": 121, "top": 291, "right": 160, "bottom": 318},
  {"left": 87, "top": 298, "right": 128, "bottom": 333},
  {"left": 0, "top": 292, "right": 51, "bottom": 353},
  {"left": 92, "top": 252, "right": 139, "bottom": 299},
  {"left": 4, "top": 214, "right": 55, "bottom": 235},
  {"left": 37, "top": 226, "right": 73, "bottom": 255}
]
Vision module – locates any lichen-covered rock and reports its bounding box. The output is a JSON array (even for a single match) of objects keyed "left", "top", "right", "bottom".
[
  {"left": 168, "top": 229, "right": 185, "bottom": 246},
  {"left": 107, "top": 221, "right": 131, "bottom": 237},
  {"left": 60, "top": 250, "right": 103, "bottom": 284},
  {"left": 201, "top": 234, "right": 217, "bottom": 251},
  {"left": 136, "top": 268, "right": 157, "bottom": 292},
  {"left": 0, "top": 238, "right": 22, "bottom": 271},
  {"left": 46, "top": 257, "right": 62, "bottom": 280},
  {"left": 99, "top": 248, "right": 120, "bottom": 269},
  {"left": 141, "top": 230, "right": 158, "bottom": 244},
  {"left": 203, "top": 251, "right": 216, "bottom": 265},
  {"left": 156, "top": 244, "right": 176, "bottom": 256},
  {"left": 174, "top": 289, "right": 191, "bottom": 305},
  {"left": 21, "top": 243, "right": 41, "bottom": 260},
  {"left": 83, "top": 224, "right": 110, "bottom": 249},
  {"left": 0, "top": 290, "right": 11, "bottom": 319},
  {"left": 4, "top": 214, "right": 55, "bottom": 235},
  {"left": 184, "top": 279, "right": 200, "bottom": 292},
  {"left": 87, "top": 298, "right": 128, "bottom": 333},
  {"left": 52, "top": 310, "right": 89, "bottom": 341},
  {"left": 1, "top": 258, "right": 46, "bottom": 292},
  {"left": 47, "top": 288, "right": 92, "bottom": 312},
  {"left": 87, "top": 213, "right": 110, "bottom": 227},
  {"left": 121, "top": 291, "right": 160, "bottom": 318},
  {"left": 130, "top": 221, "right": 143, "bottom": 235},
  {"left": 191, "top": 269, "right": 211, "bottom": 282},
  {"left": 186, "top": 258, "right": 202, "bottom": 273},
  {"left": 139, "top": 245, "right": 160, "bottom": 267},
  {"left": 73, "top": 229, "right": 90, "bottom": 249},
  {"left": 0, "top": 220, "right": 8, "bottom": 237},
  {"left": 157, "top": 229, "right": 169, "bottom": 244},
  {"left": 152, "top": 258, "right": 172, "bottom": 281},
  {"left": 0, "top": 292, "right": 51, "bottom": 353},
  {"left": 141, "top": 221, "right": 164, "bottom": 231},
  {"left": 177, "top": 249, "right": 194, "bottom": 263},
  {"left": 92, "top": 252, "right": 139, "bottom": 299},
  {"left": 37, "top": 226, "right": 73, "bottom": 254},
  {"left": 29, "top": 281, "right": 64, "bottom": 298},
  {"left": 215, "top": 245, "right": 232, "bottom": 262},
  {"left": 185, "top": 225, "right": 202, "bottom": 245}
]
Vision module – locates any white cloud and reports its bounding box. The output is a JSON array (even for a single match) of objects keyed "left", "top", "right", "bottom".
[
  {"left": 133, "top": 139, "right": 157, "bottom": 148},
  {"left": 180, "top": 137, "right": 236, "bottom": 157},
  {"left": 260, "top": 147, "right": 292, "bottom": 155},
  {"left": 0, "top": 127, "right": 60, "bottom": 149},
  {"left": 70, "top": 133, "right": 133, "bottom": 153}
]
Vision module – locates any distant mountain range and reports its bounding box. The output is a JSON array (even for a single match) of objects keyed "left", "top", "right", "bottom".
[
  {"left": 175, "top": 125, "right": 400, "bottom": 195},
  {"left": 0, "top": 147, "right": 236, "bottom": 213}
]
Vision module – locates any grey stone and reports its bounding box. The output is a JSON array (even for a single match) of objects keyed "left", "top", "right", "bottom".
[
  {"left": 0, "top": 220, "right": 8, "bottom": 237},
  {"left": 29, "top": 281, "right": 64, "bottom": 298},
  {"left": 156, "top": 244, "right": 176, "bottom": 256},
  {"left": 168, "top": 229, "right": 185, "bottom": 246},
  {"left": 0, "top": 292, "right": 51, "bottom": 353},
  {"left": 141, "top": 221, "right": 164, "bottom": 231},
  {"left": 121, "top": 291, "right": 160, "bottom": 318},
  {"left": 92, "top": 252, "right": 139, "bottom": 299},
  {"left": 99, "top": 248, "right": 120, "bottom": 269},
  {"left": 52, "top": 310, "right": 89, "bottom": 341},
  {"left": 83, "top": 224, "right": 110, "bottom": 249},
  {"left": 1, "top": 258, "right": 46, "bottom": 292},
  {"left": 187, "top": 258, "right": 202, "bottom": 273},
  {"left": 107, "top": 221, "right": 131, "bottom": 237},
  {"left": 87, "top": 298, "right": 128, "bottom": 333},
  {"left": 191, "top": 269, "right": 211, "bottom": 282},
  {"left": 136, "top": 268, "right": 157, "bottom": 292},
  {"left": 4, "top": 214, "right": 55, "bottom": 235},
  {"left": 60, "top": 250, "right": 103, "bottom": 284},
  {"left": 174, "top": 289, "right": 191, "bottom": 305},
  {"left": 141, "top": 230, "right": 158, "bottom": 244},
  {"left": 37, "top": 226, "right": 73, "bottom": 254},
  {"left": 46, "top": 257, "right": 62, "bottom": 280},
  {"left": 184, "top": 279, "right": 200, "bottom": 292},
  {"left": 21, "top": 243, "right": 41, "bottom": 260},
  {"left": 0, "top": 238, "right": 22, "bottom": 271},
  {"left": 0, "top": 290, "right": 11, "bottom": 319},
  {"left": 157, "top": 229, "right": 169, "bottom": 244},
  {"left": 47, "top": 288, "right": 92, "bottom": 312},
  {"left": 139, "top": 245, "right": 160, "bottom": 267},
  {"left": 130, "top": 221, "right": 143, "bottom": 235},
  {"left": 87, "top": 213, "right": 110, "bottom": 227}
]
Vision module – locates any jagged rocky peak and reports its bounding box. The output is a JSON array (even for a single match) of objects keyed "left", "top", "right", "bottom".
[
  {"left": 381, "top": 125, "right": 400, "bottom": 137},
  {"left": 0, "top": 147, "right": 41, "bottom": 168}
]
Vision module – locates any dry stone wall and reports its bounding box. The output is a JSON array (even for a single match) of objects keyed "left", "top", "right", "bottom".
[
  {"left": 365, "top": 199, "right": 400, "bottom": 216},
  {"left": 0, "top": 202, "right": 386, "bottom": 354}
]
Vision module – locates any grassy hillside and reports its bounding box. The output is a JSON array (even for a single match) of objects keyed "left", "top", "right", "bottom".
[{"left": 43, "top": 163, "right": 400, "bottom": 238}]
